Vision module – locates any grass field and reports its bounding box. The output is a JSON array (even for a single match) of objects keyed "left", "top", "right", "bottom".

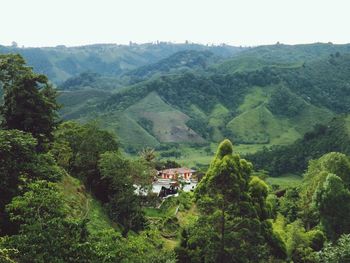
[
  {"left": 157, "top": 142, "right": 272, "bottom": 168},
  {"left": 101, "top": 112, "right": 160, "bottom": 150},
  {"left": 266, "top": 174, "right": 303, "bottom": 189},
  {"left": 237, "top": 86, "right": 271, "bottom": 113}
]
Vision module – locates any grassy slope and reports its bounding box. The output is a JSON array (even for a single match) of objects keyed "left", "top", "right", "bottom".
[
  {"left": 227, "top": 104, "right": 296, "bottom": 144},
  {"left": 227, "top": 85, "right": 334, "bottom": 145},
  {"left": 208, "top": 103, "right": 230, "bottom": 142},
  {"left": 157, "top": 142, "right": 268, "bottom": 169},
  {"left": 57, "top": 174, "right": 114, "bottom": 233},
  {"left": 125, "top": 92, "right": 205, "bottom": 143},
  {"left": 58, "top": 89, "right": 112, "bottom": 119},
  {"left": 102, "top": 113, "right": 160, "bottom": 150}
]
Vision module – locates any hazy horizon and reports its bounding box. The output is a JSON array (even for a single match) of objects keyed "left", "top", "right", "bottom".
[
  {"left": 2, "top": 40, "right": 350, "bottom": 49},
  {"left": 2, "top": 41, "right": 350, "bottom": 49},
  {"left": 1, "top": 0, "right": 350, "bottom": 48}
]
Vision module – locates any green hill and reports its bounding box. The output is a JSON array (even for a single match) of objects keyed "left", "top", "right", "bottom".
[
  {"left": 22, "top": 43, "right": 348, "bottom": 159},
  {"left": 0, "top": 43, "right": 242, "bottom": 83},
  {"left": 123, "top": 50, "right": 220, "bottom": 83},
  {"left": 63, "top": 53, "right": 349, "bottom": 154},
  {"left": 214, "top": 43, "right": 350, "bottom": 74},
  {"left": 247, "top": 115, "right": 350, "bottom": 176}
]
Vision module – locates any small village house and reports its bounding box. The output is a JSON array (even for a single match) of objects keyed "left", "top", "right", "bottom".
[{"left": 157, "top": 167, "right": 196, "bottom": 181}]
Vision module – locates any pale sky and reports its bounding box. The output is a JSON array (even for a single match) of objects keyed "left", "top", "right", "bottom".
[{"left": 1, "top": 0, "right": 350, "bottom": 47}]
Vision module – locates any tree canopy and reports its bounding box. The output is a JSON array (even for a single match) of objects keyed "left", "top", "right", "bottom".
[{"left": 0, "top": 54, "right": 60, "bottom": 149}]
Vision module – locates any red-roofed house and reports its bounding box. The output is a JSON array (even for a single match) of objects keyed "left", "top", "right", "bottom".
[{"left": 158, "top": 167, "right": 195, "bottom": 181}]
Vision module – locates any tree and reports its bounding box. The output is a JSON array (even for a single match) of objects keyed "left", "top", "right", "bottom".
[
  {"left": 0, "top": 129, "right": 63, "bottom": 235},
  {"left": 272, "top": 214, "right": 324, "bottom": 262},
  {"left": 314, "top": 174, "right": 350, "bottom": 240},
  {"left": 0, "top": 130, "right": 37, "bottom": 220},
  {"left": 0, "top": 54, "right": 60, "bottom": 149},
  {"left": 138, "top": 147, "right": 156, "bottom": 163},
  {"left": 1, "top": 181, "right": 93, "bottom": 262},
  {"left": 317, "top": 234, "right": 350, "bottom": 262},
  {"left": 279, "top": 187, "right": 300, "bottom": 223},
  {"left": 178, "top": 139, "right": 286, "bottom": 262},
  {"left": 129, "top": 159, "right": 156, "bottom": 192},
  {"left": 0, "top": 247, "right": 18, "bottom": 263},
  {"left": 98, "top": 151, "right": 145, "bottom": 235},
  {"left": 299, "top": 152, "right": 350, "bottom": 229},
  {"left": 53, "top": 121, "right": 118, "bottom": 200}
]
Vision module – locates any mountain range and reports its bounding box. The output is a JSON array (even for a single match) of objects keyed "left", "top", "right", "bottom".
[{"left": 2, "top": 42, "right": 350, "bottom": 170}]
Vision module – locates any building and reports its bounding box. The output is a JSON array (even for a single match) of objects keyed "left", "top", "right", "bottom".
[{"left": 158, "top": 167, "right": 195, "bottom": 181}]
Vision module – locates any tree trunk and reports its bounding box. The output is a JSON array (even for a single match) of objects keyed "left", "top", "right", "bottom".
[{"left": 219, "top": 207, "right": 225, "bottom": 263}]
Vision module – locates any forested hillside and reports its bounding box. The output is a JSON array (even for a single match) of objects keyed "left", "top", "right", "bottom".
[{"left": 58, "top": 51, "right": 350, "bottom": 156}]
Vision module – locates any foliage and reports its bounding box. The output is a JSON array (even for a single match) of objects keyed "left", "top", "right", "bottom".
[
  {"left": 177, "top": 139, "right": 286, "bottom": 262},
  {"left": 155, "top": 159, "right": 181, "bottom": 170},
  {"left": 59, "top": 72, "right": 123, "bottom": 91},
  {"left": 314, "top": 174, "right": 350, "bottom": 241},
  {"left": 124, "top": 50, "right": 218, "bottom": 83},
  {"left": 138, "top": 147, "right": 156, "bottom": 163},
  {"left": 316, "top": 234, "right": 350, "bottom": 262},
  {"left": 272, "top": 214, "right": 324, "bottom": 261},
  {"left": 279, "top": 187, "right": 300, "bottom": 223},
  {"left": 90, "top": 228, "right": 176, "bottom": 263},
  {"left": 299, "top": 152, "right": 350, "bottom": 230},
  {"left": 53, "top": 121, "right": 119, "bottom": 200},
  {"left": 1, "top": 181, "right": 94, "bottom": 262},
  {"left": 0, "top": 130, "right": 64, "bottom": 235},
  {"left": 0, "top": 246, "right": 18, "bottom": 263},
  {"left": 267, "top": 85, "right": 306, "bottom": 117},
  {"left": 98, "top": 151, "right": 146, "bottom": 235},
  {"left": 0, "top": 54, "right": 60, "bottom": 149}
]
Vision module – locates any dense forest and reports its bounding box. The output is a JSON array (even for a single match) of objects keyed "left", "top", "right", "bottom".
[{"left": 1, "top": 41, "right": 350, "bottom": 262}]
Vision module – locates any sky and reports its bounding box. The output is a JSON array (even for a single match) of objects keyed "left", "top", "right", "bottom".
[{"left": 1, "top": 0, "right": 350, "bottom": 47}]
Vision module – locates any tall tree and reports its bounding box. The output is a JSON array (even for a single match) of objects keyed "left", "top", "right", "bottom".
[
  {"left": 314, "top": 174, "right": 350, "bottom": 241},
  {"left": 177, "top": 139, "right": 286, "bottom": 262},
  {"left": 98, "top": 151, "right": 145, "bottom": 235},
  {"left": 299, "top": 152, "right": 350, "bottom": 229},
  {"left": 0, "top": 130, "right": 63, "bottom": 235},
  {"left": 0, "top": 54, "right": 59, "bottom": 149}
]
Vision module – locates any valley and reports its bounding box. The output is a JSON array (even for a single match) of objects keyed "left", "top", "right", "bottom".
[
  {"left": 51, "top": 43, "right": 350, "bottom": 170},
  {"left": 2, "top": 41, "right": 350, "bottom": 262}
]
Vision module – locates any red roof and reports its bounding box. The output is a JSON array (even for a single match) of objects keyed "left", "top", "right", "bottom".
[{"left": 158, "top": 167, "right": 196, "bottom": 175}]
